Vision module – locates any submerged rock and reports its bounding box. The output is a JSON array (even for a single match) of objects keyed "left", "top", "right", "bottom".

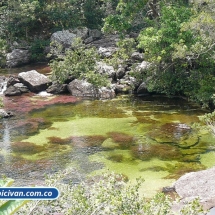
[
  {"left": 147, "top": 123, "right": 196, "bottom": 148},
  {"left": 18, "top": 70, "right": 51, "bottom": 92}
]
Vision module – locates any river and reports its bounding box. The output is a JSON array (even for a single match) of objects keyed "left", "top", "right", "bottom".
[{"left": 0, "top": 64, "right": 215, "bottom": 198}]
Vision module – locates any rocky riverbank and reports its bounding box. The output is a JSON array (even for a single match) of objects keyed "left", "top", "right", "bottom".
[
  {"left": 1, "top": 28, "right": 215, "bottom": 214},
  {"left": 2, "top": 28, "right": 150, "bottom": 99}
]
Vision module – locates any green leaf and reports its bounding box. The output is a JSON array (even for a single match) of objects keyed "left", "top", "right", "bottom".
[
  {"left": 0, "top": 200, "right": 29, "bottom": 215},
  {"left": 0, "top": 179, "right": 14, "bottom": 188}
]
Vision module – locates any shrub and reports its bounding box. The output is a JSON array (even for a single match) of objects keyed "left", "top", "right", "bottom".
[
  {"left": 15, "top": 167, "right": 205, "bottom": 215},
  {"left": 50, "top": 38, "right": 109, "bottom": 87},
  {"left": 30, "top": 39, "right": 50, "bottom": 62}
]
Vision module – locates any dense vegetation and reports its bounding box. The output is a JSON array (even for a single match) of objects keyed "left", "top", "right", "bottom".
[{"left": 1, "top": 0, "right": 215, "bottom": 107}]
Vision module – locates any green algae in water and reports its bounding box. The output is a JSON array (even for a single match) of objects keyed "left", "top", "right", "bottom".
[
  {"left": 89, "top": 152, "right": 175, "bottom": 197},
  {"left": 4, "top": 94, "right": 215, "bottom": 197},
  {"left": 21, "top": 117, "right": 139, "bottom": 145},
  {"left": 200, "top": 151, "right": 215, "bottom": 168}
]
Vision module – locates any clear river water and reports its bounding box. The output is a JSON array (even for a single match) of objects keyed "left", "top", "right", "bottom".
[{"left": 1, "top": 64, "right": 215, "bottom": 198}]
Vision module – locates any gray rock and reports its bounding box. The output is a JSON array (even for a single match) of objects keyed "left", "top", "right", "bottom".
[
  {"left": 174, "top": 166, "right": 215, "bottom": 210},
  {"left": 6, "top": 49, "right": 31, "bottom": 68},
  {"left": 116, "top": 66, "right": 126, "bottom": 79},
  {"left": 84, "top": 36, "right": 94, "bottom": 44},
  {"left": 137, "top": 82, "right": 148, "bottom": 94},
  {"left": 67, "top": 79, "right": 98, "bottom": 97},
  {"left": 13, "top": 83, "right": 29, "bottom": 93},
  {"left": 51, "top": 30, "right": 77, "bottom": 48},
  {"left": 46, "top": 82, "right": 68, "bottom": 94},
  {"left": 119, "top": 75, "right": 140, "bottom": 89},
  {"left": 0, "top": 109, "right": 14, "bottom": 118},
  {"left": 131, "top": 52, "right": 144, "bottom": 61},
  {"left": 89, "top": 29, "right": 102, "bottom": 39},
  {"left": 68, "top": 79, "right": 115, "bottom": 99},
  {"left": 96, "top": 61, "right": 116, "bottom": 79},
  {"left": 18, "top": 70, "right": 51, "bottom": 92},
  {"left": 4, "top": 85, "right": 22, "bottom": 96},
  {"left": 71, "top": 27, "right": 89, "bottom": 40},
  {"left": 98, "top": 47, "right": 118, "bottom": 58},
  {"left": 135, "top": 61, "right": 152, "bottom": 73},
  {"left": 51, "top": 27, "right": 88, "bottom": 49},
  {"left": 115, "top": 84, "right": 132, "bottom": 94},
  {"left": 7, "top": 76, "right": 20, "bottom": 87},
  {"left": 98, "top": 87, "right": 116, "bottom": 99}
]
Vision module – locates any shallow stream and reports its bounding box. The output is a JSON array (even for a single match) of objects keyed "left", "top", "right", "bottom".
[
  {"left": 1, "top": 65, "right": 215, "bottom": 197},
  {"left": 1, "top": 93, "right": 215, "bottom": 197}
]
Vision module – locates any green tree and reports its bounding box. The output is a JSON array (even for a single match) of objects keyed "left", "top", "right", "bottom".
[
  {"left": 83, "top": 0, "right": 105, "bottom": 29},
  {"left": 137, "top": 1, "right": 215, "bottom": 106},
  {"left": 137, "top": 3, "right": 193, "bottom": 95}
]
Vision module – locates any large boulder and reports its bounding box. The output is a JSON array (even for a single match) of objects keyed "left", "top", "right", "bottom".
[
  {"left": 67, "top": 79, "right": 98, "bottom": 97},
  {"left": 174, "top": 166, "right": 215, "bottom": 210},
  {"left": 116, "top": 65, "right": 126, "bottom": 79},
  {"left": 51, "top": 30, "right": 77, "bottom": 49},
  {"left": 18, "top": 70, "right": 51, "bottom": 92},
  {"left": 72, "top": 27, "right": 89, "bottom": 40},
  {"left": 67, "top": 79, "right": 115, "bottom": 99},
  {"left": 6, "top": 49, "right": 31, "bottom": 68},
  {"left": 51, "top": 27, "right": 88, "bottom": 49}
]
